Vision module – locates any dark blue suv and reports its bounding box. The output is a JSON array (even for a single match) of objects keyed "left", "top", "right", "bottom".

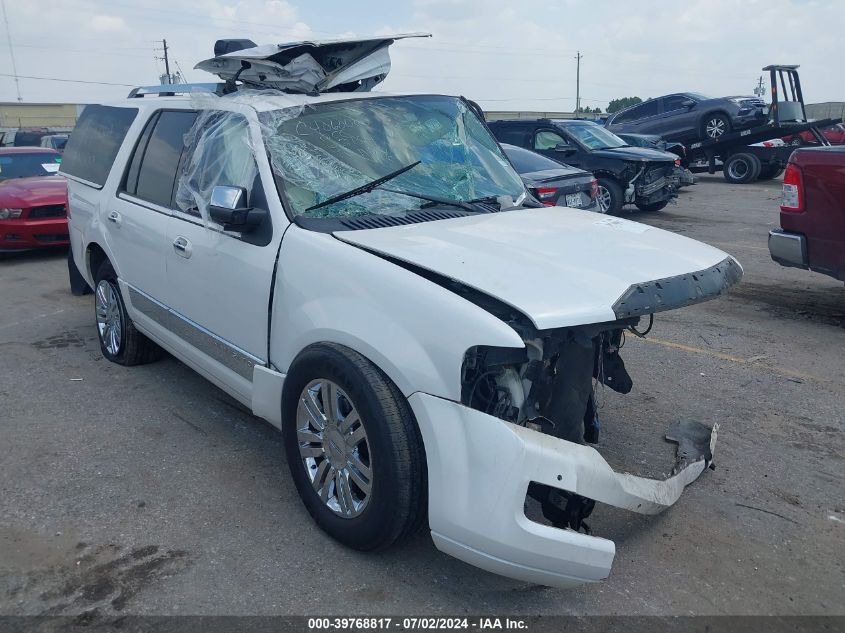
[{"left": 606, "top": 93, "right": 767, "bottom": 143}]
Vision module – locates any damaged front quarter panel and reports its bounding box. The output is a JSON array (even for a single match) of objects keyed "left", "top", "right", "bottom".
[{"left": 444, "top": 303, "right": 720, "bottom": 586}]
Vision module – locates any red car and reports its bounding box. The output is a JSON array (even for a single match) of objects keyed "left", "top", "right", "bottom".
[
  {"left": 783, "top": 123, "right": 845, "bottom": 146},
  {"left": 768, "top": 146, "right": 845, "bottom": 281},
  {"left": 0, "top": 147, "right": 68, "bottom": 251}
]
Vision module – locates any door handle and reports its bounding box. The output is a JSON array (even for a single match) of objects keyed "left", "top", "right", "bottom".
[
  {"left": 172, "top": 236, "right": 192, "bottom": 258},
  {"left": 107, "top": 210, "right": 121, "bottom": 225}
]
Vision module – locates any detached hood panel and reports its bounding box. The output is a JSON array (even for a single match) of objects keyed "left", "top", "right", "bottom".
[
  {"left": 195, "top": 33, "right": 430, "bottom": 93},
  {"left": 334, "top": 207, "right": 740, "bottom": 329}
]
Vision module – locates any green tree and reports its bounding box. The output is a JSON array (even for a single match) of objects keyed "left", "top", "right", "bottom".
[{"left": 606, "top": 97, "right": 642, "bottom": 114}]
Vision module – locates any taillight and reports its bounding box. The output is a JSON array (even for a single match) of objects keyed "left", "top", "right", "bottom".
[
  {"left": 534, "top": 186, "right": 557, "bottom": 206},
  {"left": 780, "top": 163, "right": 803, "bottom": 212},
  {"left": 589, "top": 179, "right": 598, "bottom": 200}
]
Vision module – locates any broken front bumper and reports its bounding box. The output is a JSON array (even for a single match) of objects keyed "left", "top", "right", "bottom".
[{"left": 409, "top": 392, "right": 715, "bottom": 588}]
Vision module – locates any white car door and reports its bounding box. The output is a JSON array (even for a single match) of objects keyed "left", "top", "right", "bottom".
[
  {"left": 107, "top": 109, "right": 198, "bottom": 303},
  {"left": 163, "top": 109, "right": 285, "bottom": 394}
]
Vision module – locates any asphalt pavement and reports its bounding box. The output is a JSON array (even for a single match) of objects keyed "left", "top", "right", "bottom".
[{"left": 0, "top": 174, "right": 843, "bottom": 616}]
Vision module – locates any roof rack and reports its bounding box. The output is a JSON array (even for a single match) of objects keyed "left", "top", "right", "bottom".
[{"left": 127, "top": 83, "right": 225, "bottom": 98}]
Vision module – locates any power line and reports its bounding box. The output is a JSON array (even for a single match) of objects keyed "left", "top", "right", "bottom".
[
  {"left": 0, "top": 0, "right": 21, "bottom": 101},
  {"left": 0, "top": 73, "right": 137, "bottom": 87}
]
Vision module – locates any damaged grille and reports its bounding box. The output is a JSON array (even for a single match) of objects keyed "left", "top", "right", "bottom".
[
  {"left": 612, "top": 256, "right": 742, "bottom": 319},
  {"left": 636, "top": 165, "right": 673, "bottom": 197}
]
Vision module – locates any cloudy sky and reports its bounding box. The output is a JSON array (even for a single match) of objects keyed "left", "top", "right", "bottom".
[{"left": 0, "top": 0, "right": 840, "bottom": 111}]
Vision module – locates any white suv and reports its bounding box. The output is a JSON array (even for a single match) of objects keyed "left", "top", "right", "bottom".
[{"left": 62, "top": 36, "right": 741, "bottom": 588}]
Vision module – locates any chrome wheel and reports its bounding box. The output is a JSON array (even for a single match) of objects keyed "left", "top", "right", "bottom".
[
  {"left": 296, "top": 379, "right": 372, "bottom": 518},
  {"left": 705, "top": 117, "right": 727, "bottom": 138},
  {"left": 95, "top": 280, "right": 123, "bottom": 357},
  {"left": 596, "top": 186, "right": 612, "bottom": 213},
  {"left": 726, "top": 159, "right": 749, "bottom": 181}
]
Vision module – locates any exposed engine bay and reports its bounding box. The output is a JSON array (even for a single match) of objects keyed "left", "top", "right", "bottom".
[{"left": 460, "top": 313, "right": 712, "bottom": 535}]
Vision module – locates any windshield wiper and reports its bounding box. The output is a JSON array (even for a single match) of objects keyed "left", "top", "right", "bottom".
[
  {"left": 379, "top": 187, "right": 488, "bottom": 213},
  {"left": 305, "top": 161, "right": 421, "bottom": 213}
]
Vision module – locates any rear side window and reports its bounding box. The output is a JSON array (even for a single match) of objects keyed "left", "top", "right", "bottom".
[
  {"left": 663, "top": 95, "right": 689, "bottom": 112},
  {"left": 61, "top": 105, "right": 138, "bottom": 187},
  {"left": 493, "top": 125, "right": 531, "bottom": 147},
  {"left": 123, "top": 110, "right": 197, "bottom": 208}
]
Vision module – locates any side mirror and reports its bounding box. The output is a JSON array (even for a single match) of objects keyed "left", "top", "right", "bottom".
[
  {"left": 554, "top": 143, "right": 577, "bottom": 155},
  {"left": 682, "top": 99, "right": 696, "bottom": 109},
  {"left": 207, "top": 185, "right": 265, "bottom": 232}
]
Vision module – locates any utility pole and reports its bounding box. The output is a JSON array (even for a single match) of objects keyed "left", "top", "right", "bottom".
[
  {"left": 574, "top": 51, "right": 583, "bottom": 116},
  {"left": 154, "top": 38, "right": 174, "bottom": 85},
  {"left": 162, "top": 39, "right": 171, "bottom": 84},
  {"left": 1, "top": 0, "right": 22, "bottom": 101},
  {"left": 754, "top": 75, "right": 765, "bottom": 98}
]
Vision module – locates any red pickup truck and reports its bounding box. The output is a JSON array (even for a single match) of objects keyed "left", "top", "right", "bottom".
[{"left": 768, "top": 146, "right": 845, "bottom": 282}]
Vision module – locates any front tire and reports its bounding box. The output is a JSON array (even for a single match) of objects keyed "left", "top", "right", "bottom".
[
  {"left": 702, "top": 113, "right": 731, "bottom": 140},
  {"left": 595, "top": 178, "right": 623, "bottom": 215},
  {"left": 282, "top": 343, "right": 426, "bottom": 551},
  {"left": 94, "top": 261, "right": 162, "bottom": 365},
  {"left": 635, "top": 199, "right": 669, "bottom": 212}
]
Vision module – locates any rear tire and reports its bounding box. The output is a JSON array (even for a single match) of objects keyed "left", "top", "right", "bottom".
[
  {"left": 757, "top": 164, "right": 784, "bottom": 180},
  {"left": 94, "top": 261, "right": 162, "bottom": 365},
  {"left": 723, "top": 152, "right": 761, "bottom": 184},
  {"left": 635, "top": 199, "right": 669, "bottom": 212},
  {"left": 282, "top": 343, "right": 427, "bottom": 551},
  {"left": 595, "top": 178, "right": 623, "bottom": 215}
]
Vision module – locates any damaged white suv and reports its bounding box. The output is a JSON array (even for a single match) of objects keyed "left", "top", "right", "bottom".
[{"left": 63, "top": 35, "right": 741, "bottom": 588}]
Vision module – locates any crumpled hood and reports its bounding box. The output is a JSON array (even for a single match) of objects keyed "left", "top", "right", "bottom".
[
  {"left": 0, "top": 176, "right": 67, "bottom": 207},
  {"left": 591, "top": 146, "right": 677, "bottom": 162},
  {"left": 334, "top": 207, "right": 740, "bottom": 329}
]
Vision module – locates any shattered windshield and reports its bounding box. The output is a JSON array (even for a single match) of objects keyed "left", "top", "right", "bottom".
[
  {"left": 566, "top": 124, "right": 628, "bottom": 150},
  {"left": 260, "top": 95, "right": 525, "bottom": 218}
]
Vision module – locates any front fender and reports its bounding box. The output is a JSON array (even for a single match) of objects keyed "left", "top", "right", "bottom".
[{"left": 270, "top": 226, "right": 525, "bottom": 401}]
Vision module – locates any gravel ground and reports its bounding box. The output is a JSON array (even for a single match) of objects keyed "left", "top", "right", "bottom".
[{"left": 0, "top": 174, "right": 843, "bottom": 617}]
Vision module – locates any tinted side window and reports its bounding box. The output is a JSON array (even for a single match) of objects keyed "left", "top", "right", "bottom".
[
  {"left": 61, "top": 105, "right": 138, "bottom": 187},
  {"left": 636, "top": 100, "right": 659, "bottom": 118},
  {"left": 663, "top": 95, "right": 689, "bottom": 112},
  {"left": 133, "top": 111, "right": 197, "bottom": 207},
  {"left": 534, "top": 129, "right": 567, "bottom": 150},
  {"left": 493, "top": 125, "right": 531, "bottom": 147}
]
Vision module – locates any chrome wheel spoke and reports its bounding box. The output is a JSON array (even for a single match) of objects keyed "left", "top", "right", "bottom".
[
  {"left": 297, "top": 429, "right": 323, "bottom": 445},
  {"left": 348, "top": 452, "right": 372, "bottom": 481},
  {"left": 312, "top": 460, "right": 330, "bottom": 494},
  {"left": 346, "top": 459, "right": 371, "bottom": 496},
  {"left": 346, "top": 424, "right": 366, "bottom": 449},
  {"left": 321, "top": 466, "right": 336, "bottom": 503},
  {"left": 338, "top": 408, "right": 360, "bottom": 434},
  {"left": 299, "top": 445, "right": 324, "bottom": 458},
  {"left": 299, "top": 390, "right": 326, "bottom": 431},
  {"left": 336, "top": 470, "right": 354, "bottom": 514},
  {"left": 321, "top": 381, "right": 338, "bottom": 424}
]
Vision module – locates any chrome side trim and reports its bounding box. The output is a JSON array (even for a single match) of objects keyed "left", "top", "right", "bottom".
[{"left": 126, "top": 284, "right": 262, "bottom": 380}]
